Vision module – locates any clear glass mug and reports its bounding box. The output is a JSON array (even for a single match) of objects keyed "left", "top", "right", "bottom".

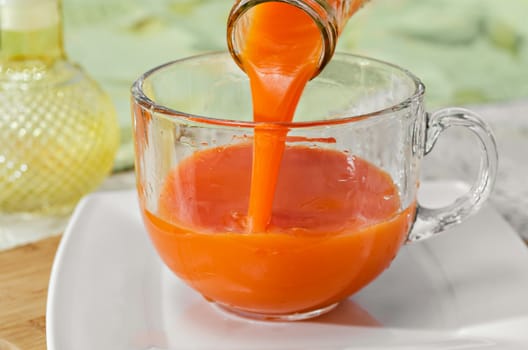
[{"left": 131, "top": 52, "right": 497, "bottom": 321}]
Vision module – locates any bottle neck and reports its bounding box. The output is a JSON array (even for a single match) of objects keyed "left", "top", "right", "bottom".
[
  {"left": 227, "top": 0, "right": 339, "bottom": 78},
  {"left": 0, "top": 0, "right": 65, "bottom": 65}
]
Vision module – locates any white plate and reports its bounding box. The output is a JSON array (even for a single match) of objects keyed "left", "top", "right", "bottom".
[{"left": 47, "top": 182, "right": 528, "bottom": 350}]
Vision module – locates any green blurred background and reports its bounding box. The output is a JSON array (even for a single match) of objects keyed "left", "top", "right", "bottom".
[{"left": 62, "top": 0, "right": 528, "bottom": 170}]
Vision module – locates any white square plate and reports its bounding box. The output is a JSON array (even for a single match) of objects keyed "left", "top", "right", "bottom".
[{"left": 47, "top": 182, "right": 528, "bottom": 349}]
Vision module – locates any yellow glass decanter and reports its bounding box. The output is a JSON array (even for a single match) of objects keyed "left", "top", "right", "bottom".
[{"left": 0, "top": 0, "right": 120, "bottom": 245}]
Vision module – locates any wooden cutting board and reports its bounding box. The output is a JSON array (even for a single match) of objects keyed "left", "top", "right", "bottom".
[{"left": 0, "top": 236, "right": 62, "bottom": 350}]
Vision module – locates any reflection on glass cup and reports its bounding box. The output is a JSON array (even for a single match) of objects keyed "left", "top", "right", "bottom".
[{"left": 131, "top": 53, "right": 497, "bottom": 321}]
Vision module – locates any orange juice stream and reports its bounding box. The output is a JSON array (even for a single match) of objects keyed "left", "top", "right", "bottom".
[{"left": 241, "top": 1, "right": 365, "bottom": 231}]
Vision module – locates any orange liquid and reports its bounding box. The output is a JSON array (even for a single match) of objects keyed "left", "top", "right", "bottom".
[
  {"left": 144, "top": 144, "right": 414, "bottom": 314},
  {"left": 241, "top": 3, "right": 323, "bottom": 231},
  {"left": 141, "top": 0, "right": 409, "bottom": 315},
  {"left": 240, "top": 1, "right": 366, "bottom": 231}
]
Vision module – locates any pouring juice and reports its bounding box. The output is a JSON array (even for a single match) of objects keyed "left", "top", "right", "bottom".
[{"left": 141, "top": 0, "right": 417, "bottom": 317}]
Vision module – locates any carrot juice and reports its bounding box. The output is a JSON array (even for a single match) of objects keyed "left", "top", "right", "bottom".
[
  {"left": 240, "top": 3, "right": 324, "bottom": 231},
  {"left": 238, "top": 1, "right": 367, "bottom": 231},
  {"left": 143, "top": 144, "right": 414, "bottom": 314},
  {"left": 140, "top": 0, "right": 416, "bottom": 316}
]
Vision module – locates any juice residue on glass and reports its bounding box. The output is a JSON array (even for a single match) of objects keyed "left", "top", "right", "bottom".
[{"left": 144, "top": 144, "right": 413, "bottom": 313}]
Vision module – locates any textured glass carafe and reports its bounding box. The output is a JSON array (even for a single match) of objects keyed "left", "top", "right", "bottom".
[
  {"left": 0, "top": 0, "right": 120, "bottom": 246},
  {"left": 227, "top": 0, "right": 368, "bottom": 76}
]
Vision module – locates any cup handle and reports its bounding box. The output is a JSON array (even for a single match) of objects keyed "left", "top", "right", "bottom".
[{"left": 407, "top": 107, "right": 498, "bottom": 242}]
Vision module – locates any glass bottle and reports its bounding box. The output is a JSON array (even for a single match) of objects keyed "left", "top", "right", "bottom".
[
  {"left": 0, "top": 0, "right": 120, "bottom": 246},
  {"left": 227, "top": 0, "right": 368, "bottom": 77}
]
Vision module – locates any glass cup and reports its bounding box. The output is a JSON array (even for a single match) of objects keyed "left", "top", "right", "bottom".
[{"left": 131, "top": 52, "right": 497, "bottom": 321}]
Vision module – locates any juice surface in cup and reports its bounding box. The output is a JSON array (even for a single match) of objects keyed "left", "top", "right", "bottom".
[{"left": 144, "top": 144, "right": 414, "bottom": 314}]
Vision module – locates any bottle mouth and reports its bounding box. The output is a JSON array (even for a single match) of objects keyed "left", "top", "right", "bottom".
[
  {"left": 226, "top": 0, "right": 338, "bottom": 79},
  {"left": 0, "top": 0, "right": 60, "bottom": 31}
]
